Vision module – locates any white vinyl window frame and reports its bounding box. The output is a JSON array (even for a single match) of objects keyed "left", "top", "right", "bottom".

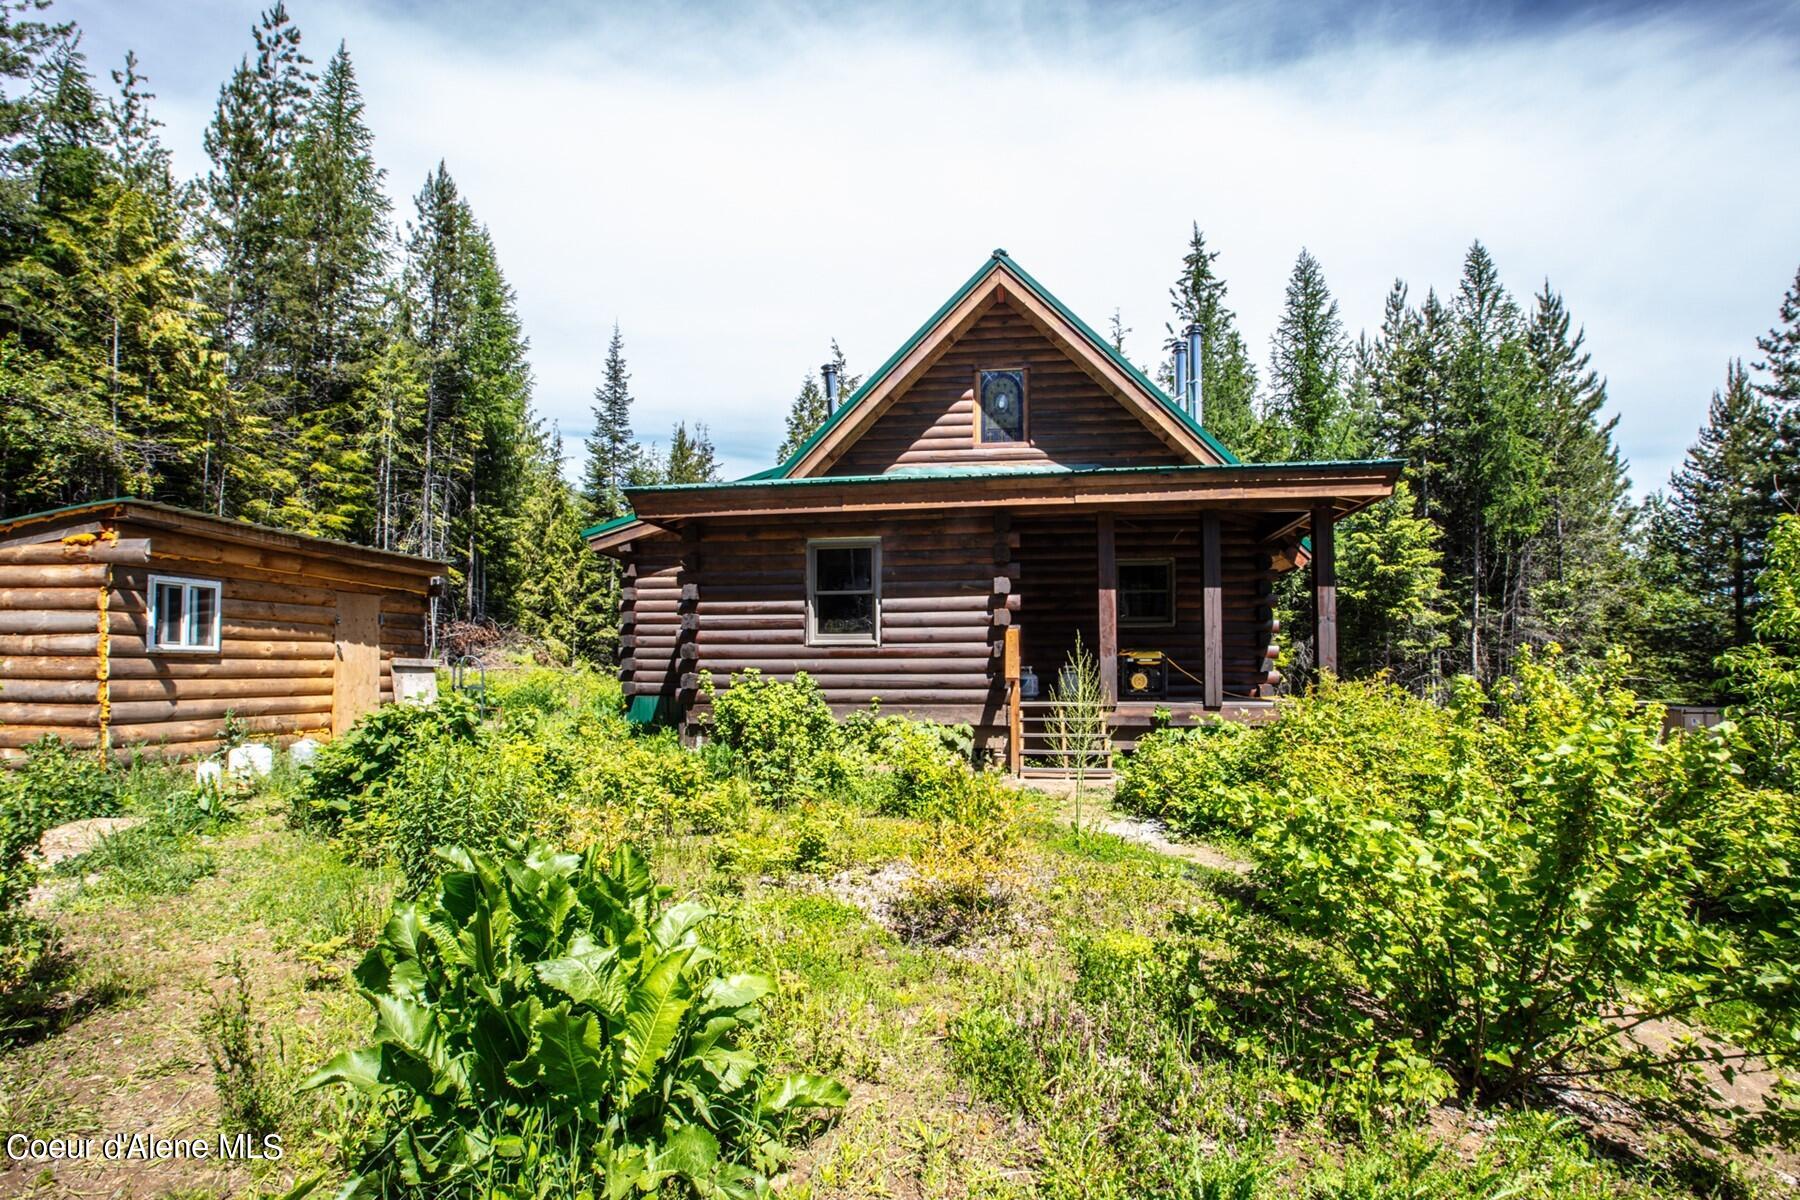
[
  {"left": 806, "top": 537, "right": 882, "bottom": 647},
  {"left": 146, "top": 573, "right": 223, "bottom": 653},
  {"left": 1118, "top": 557, "right": 1177, "bottom": 629}
]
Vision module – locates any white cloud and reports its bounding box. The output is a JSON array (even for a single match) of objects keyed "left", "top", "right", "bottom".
[{"left": 61, "top": 0, "right": 1800, "bottom": 492}]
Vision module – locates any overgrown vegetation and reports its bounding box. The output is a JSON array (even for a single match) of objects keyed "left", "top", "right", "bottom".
[
  {"left": 5, "top": 662, "right": 1797, "bottom": 1196},
  {"left": 1118, "top": 652, "right": 1800, "bottom": 1141}
]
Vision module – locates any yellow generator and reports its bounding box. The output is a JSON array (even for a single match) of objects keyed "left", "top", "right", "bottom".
[{"left": 1119, "top": 650, "right": 1167, "bottom": 699}]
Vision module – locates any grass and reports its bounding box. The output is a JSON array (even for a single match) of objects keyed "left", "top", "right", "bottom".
[{"left": 1, "top": 714, "right": 1793, "bottom": 1199}]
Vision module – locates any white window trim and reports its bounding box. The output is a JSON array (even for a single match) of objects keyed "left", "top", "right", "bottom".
[
  {"left": 806, "top": 537, "right": 881, "bottom": 646},
  {"left": 1118, "top": 557, "right": 1177, "bottom": 629},
  {"left": 146, "top": 573, "right": 223, "bottom": 653}
]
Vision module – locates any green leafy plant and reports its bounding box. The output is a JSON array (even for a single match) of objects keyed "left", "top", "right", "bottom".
[
  {"left": 204, "top": 953, "right": 282, "bottom": 1136},
  {"left": 704, "top": 670, "right": 841, "bottom": 806},
  {"left": 14, "top": 735, "right": 120, "bottom": 829},
  {"left": 1117, "top": 654, "right": 1800, "bottom": 1134},
  {"left": 219, "top": 708, "right": 250, "bottom": 751},
  {"left": 295, "top": 693, "right": 483, "bottom": 834},
  {"left": 305, "top": 841, "right": 846, "bottom": 1198}
]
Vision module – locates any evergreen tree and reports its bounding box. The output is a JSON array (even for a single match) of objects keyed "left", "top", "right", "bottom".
[
  {"left": 1439, "top": 242, "right": 1543, "bottom": 678},
  {"left": 0, "top": 28, "right": 217, "bottom": 515},
  {"left": 277, "top": 41, "right": 388, "bottom": 537},
  {"left": 583, "top": 322, "right": 636, "bottom": 518},
  {"left": 1756, "top": 264, "right": 1800, "bottom": 515},
  {"left": 198, "top": 0, "right": 312, "bottom": 517},
  {"left": 1163, "top": 223, "right": 1258, "bottom": 451},
  {"left": 1108, "top": 308, "right": 1129, "bottom": 353},
  {"left": 1758, "top": 264, "right": 1800, "bottom": 410},
  {"left": 664, "top": 421, "right": 719, "bottom": 484},
  {"left": 398, "top": 161, "right": 533, "bottom": 622},
  {"left": 1670, "top": 360, "right": 1782, "bottom": 648},
  {"left": 510, "top": 429, "right": 613, "bottom": 663},
  {"left": 777, "top": 340, "right": 858, "bottom": 462},
  {"left": 1519, "top": 281, "right": 1633, "bottom": 660},
  {"left": 1265, "top": 248, "right": 1358, "bottom": 461},
  {"left": 361, "top": 295, "right": 426, "bottom": 552},
  {"left": 1620, "top": 495, "right": 1727, "bottom": 699},
  {"left": 1336, "top": 480, "right": 1450, "bottom": 687},
  {"left": 778, "top": 371, "right": 827, "bottom": 463}
]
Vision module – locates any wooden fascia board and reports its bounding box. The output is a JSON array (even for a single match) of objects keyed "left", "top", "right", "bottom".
[
  {"left": 585, "top": 519, "right": 669, "bottom": 555},
  {"left": 793, "top": 287, "right": 1005, "bottom": 477},
  {"left": 631, "top": 472, "right": 1399, "bottom": 522}
]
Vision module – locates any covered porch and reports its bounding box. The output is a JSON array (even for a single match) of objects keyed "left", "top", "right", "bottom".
[
  {"left": 591, "top": 459, "right": 1400, "bottom": 762},
  {"left": 995, "top": 503, "right": 1344, "bottom": 775}
]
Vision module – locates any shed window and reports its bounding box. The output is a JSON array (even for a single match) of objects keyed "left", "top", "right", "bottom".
[
  {"left": 808, "top": 539, "right": 880, "bottom": 644},
  {"left": 977, "top": 368, "right": 1027, "bottom": 443},
  {"left": 1119, "top": 559, "right": 1175, "bottom": 627},
  {"left": 148, "top": 575, "right": 222, "bottom": 652}
]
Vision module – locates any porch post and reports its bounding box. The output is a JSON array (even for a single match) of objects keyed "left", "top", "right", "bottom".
[
  {"left": 1096, "top": 512, "right": 1118, "bottom": 703},
  {"left": 1312, "top": 505, "right": 1338, "bottom": 678},
  {"left": 1202, "top": 512, "right": 1223, "bottom": 708}
]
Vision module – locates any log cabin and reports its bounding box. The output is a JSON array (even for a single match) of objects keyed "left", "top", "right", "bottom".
[
  {"left": 0, "top": 498, "right": 445, "bottom": 764},
  {"left": 587, "top": 250, "right": 1403, "bottom": 770}
]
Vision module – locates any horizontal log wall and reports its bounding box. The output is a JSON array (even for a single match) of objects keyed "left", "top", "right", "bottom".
[
  {"left": 0, "top": 518, "right": 432, "bottom": 763},
  {"left": 0, "top": 550, "right": 104, "bottom": 761},
  {"left": 621, "top": 514, "right": 1007, "bottom": 731},
  {"left": 827, "top": 299, "right": 1185, "bottom": 475}
]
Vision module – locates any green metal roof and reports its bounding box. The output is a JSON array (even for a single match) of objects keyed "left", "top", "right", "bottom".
[
  {"left": 622, "top": 458, "right": 1403, "bottom": 496},
  {"left": 581, "top": 512, "right": 642, "bottom": 540},
  {"left": 577, "top": 249, "right": 1394, "bottom": 540},
  {"left": 766, "top": 249, "right": 1240, "bottom": 480}
]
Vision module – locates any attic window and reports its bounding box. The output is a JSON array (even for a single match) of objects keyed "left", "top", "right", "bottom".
[
  {"left": 977, "top": 368, "right": 1027, "bottom": 444},
  {"left": 148, "top": 574, "right": 222, "bottom": 652}
]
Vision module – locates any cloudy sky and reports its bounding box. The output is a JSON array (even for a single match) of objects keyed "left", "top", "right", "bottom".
[{"left": 59, "top": 0, "right": 1800, "bottom": 493}]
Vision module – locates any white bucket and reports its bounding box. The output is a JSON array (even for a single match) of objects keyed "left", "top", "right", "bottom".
[{"left": 226, "top": 743, "right": 274, "bottom": 779}]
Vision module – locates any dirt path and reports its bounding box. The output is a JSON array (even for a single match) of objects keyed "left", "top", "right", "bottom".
[
  {"left": 1, "top": 812, "right": 334, "bottom": 1200},
  {"left": 1023, "top": 779, "right": 1252, "bottom": 875}
]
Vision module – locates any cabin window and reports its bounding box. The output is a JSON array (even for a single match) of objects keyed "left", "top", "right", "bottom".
[
  {"left": 976, "top": 368, "right": 1027, "bottom": 443},
  {"left": 808, "top": 539, "right": 880, "bottom": 644},
  {"left": 1119, "top": 559, "right": 1175, "bottom": 627},
  {"left": 148, "top": 574, "right": 222, "bottom": 652}
]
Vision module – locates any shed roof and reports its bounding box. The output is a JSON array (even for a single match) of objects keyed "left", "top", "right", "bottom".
[{"left": 0, "top": 497, "right": 448, "bottom": 575}]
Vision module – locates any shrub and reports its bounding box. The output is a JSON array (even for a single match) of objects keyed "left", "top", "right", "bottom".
[
  {"left": 305, "top": 842, "right": 846, "bottom": 1197},
  {"left": 383, "top": 736, "right": 568, "bottom": 896},
  {"left": 1719, "top": 513, "right": 1800, "bottom": 791},
  {"left": 295, "top": 693, "right": 482, "bottom": 834},
  {"left": 13, "top": 736, "right": 121, "bottom": 829},
  {"left": 891, "top": 781, "right": 1025, "bottom": 944},
  {"left": 1254, "top": 651, "right": 1795, "bottom": 1111},
  {"left": 0, "top": 772, "right": 50, "bottom": 999},
  {"left": 1116, "top": 652, "right": 1800, "bottom": 1129},
  {"left": 705, "top": 670, "right": 840, "bottom": 805},
  {"left": 1115, "top": 722, "right": 1258, "bottom": 836}
]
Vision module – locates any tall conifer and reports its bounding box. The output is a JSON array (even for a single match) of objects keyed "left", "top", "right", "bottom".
[{"left": 1165, "top": 224, "right": 1257, "bottom": 452}]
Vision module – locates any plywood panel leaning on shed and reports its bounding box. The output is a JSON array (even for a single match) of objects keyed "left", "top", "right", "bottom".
[{"left": 0, "top": 500, "right": 444, "bottom": 764}]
